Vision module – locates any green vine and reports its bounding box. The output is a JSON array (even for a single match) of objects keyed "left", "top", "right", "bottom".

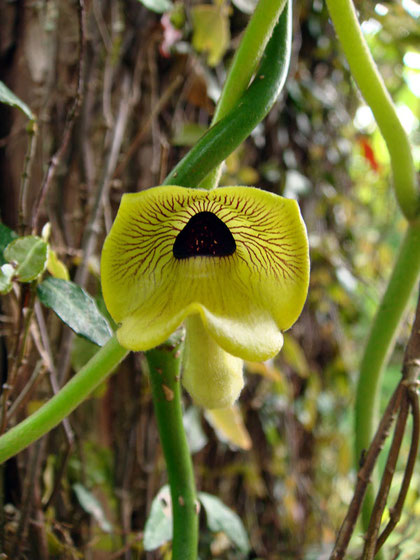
[
  {"left": 325, "top": 0, "right": 418, "bottom": 221},
  {"left": 146, "top": 334, "right": 199, "bottom": 560},
  {"left": 164, "top": 0, "right": 291, "bottom": 189},
  {"left": 0, "top": 337, "right": 128, "bottom": 463},
  {"left": 325, "top": 0, "right": 420, "bottom": 529}
]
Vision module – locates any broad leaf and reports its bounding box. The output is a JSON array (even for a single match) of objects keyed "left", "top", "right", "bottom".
[
  {"left": 183, "top": 406, "right": 208, "bottom": 453},
  {"left": 37, "top": 277, "right": 113, "bottom": 346},
  {"left": 0, "top": 264, "right": 15, "bottom": 294},
  {"left": 0, "top": 81, "right": 34, "bottom": 120},
  {"left": 191, "top": 5, "right": 230, "bottom": 66},
  {"left": 231, "top": 0, "right": 258, "bottom": 14},
  {"left": 144, "top": 486, "right": 172, "bottom": 551},
  {"left": 47, "top": 249, "right": 70, "bottom": 280},
  {"left": 72, "top": 483, "right": 112, "bottom": 533},
  {"left": 0, "top": 223, "right": 18, "bottom": 266},
  {"left": 282, "top": 333, "right": 310, "bottom": 378},
  {"left": 172, "top": 123, "right": 207, "bottom": 147},
  {"left": 137, "top": 0, "right": 173, "bottom": 13},
  {"left": 4, "top": 236, "right": 48, "bottom": 282},
  {"left": 199, "top": 492, "right": 251, "bottom": 554}
]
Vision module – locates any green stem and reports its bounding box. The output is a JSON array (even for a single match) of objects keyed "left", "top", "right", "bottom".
[
  {"left": 164, "top": 0, "right": 292, "bottom": 190},
  {"left": 325, "top": 0, "right": 420, "bottom": 532},
  {"left": 355, "top": 221, "right": 420, "bottom": 525},
  {"left": 325, "top": 0, "right": 419, "bottom": 221},
  {"left": 0, "top": 336, "right": 128, "bottom": 464},
  {"left": 199, "top": 0, "right": 287, "bottom": 191},
  {"left": 146, "top": 334, "right": 198, "bottom": 560},
  {"left": 214, "top": 0, "right": 286, "bottom": 124}
]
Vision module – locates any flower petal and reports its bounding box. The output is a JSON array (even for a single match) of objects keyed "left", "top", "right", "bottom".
[
  {"left": 101, "top": 186, "right": 309, "bottom": 359},
  {"left": 182, "top": 315, "right": 244, "bottom": 409}
]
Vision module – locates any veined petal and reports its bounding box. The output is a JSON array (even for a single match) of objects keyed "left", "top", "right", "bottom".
[
  {"left": 182, "top": 315, "right": 244, "bottom": 409},
  {"left": 101, "top": 186, "right": 309, "bottom": 359}
]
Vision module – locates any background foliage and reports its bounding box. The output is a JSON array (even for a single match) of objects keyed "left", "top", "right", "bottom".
[{"left": 0, "top": 0, "right": 419, "bottom": 558}]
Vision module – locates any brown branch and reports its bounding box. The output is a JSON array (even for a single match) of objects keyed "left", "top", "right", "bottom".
[
  {"left": 74, "top": 70, "right": 132, "bottom": 288},
  {"left": 362, "top": 397, "right": 409, "bottom": 559},
  {"left": 18, "top": 119, "right": 38, "bottom": 235},
  {"left": 329, "top": 383, "right": 404, "bottom": 560},
  {"left": 375, "top": 388, "right": 420, "bottom": 553},
  {"left": 31, "top": 0, "right": 86, "bottom": 233},
  {"left": 331, "top": 288, "right": 420, "bottom": 559}
]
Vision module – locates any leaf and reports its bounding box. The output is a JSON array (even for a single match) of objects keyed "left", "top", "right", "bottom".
[
  {"left": 37, "top": 277, "right": 113, "bottom": 346},
  {"left": 198, "top": 492, "right": 251, "bottom": 554},
  {"left": 231, "top": 0, "right": 258, "bottom": 14},
  {"left": 0, "top": 223, "right": 18, "bottom": 265},
  {"left": 72, "top": 483, "right": 112, "bottom": 533},
  {"left": 144, "top": 486, "right": 172, "bottom": 551},
  {"left": 172, "top": 123, "right": 207, "bottom": 147},
  {"left": 71, "top": 336, "right": 100, "bottom": 372},
  {"left": 0, "top": 80, "right": 34, "bottom": 120},
  {"left": 4, "top": 236, "right": 49, "bottom": 282},
  {"left": 191, "top": 5, "right": 230, "bottom": 66},
  {"left": 282, "top": 333, "right": 310, "bottom": 378},
  {"left": 205, "top": 405, "right": 252, "bottom": 450},
  {"left": 47, "top": 249, "right": 70, "bottom": 280},
  {"left": 137, "top": 0, "right": 173, "bottom": 13},
  {"left": 0, "top": 264, "right": 15, "bottom": 294},
  {"left": 246, "top": 361, "right": 283, "bottom": 382},
  {"left": 183, "top": 406, "right": 208, "bottom": 453}
]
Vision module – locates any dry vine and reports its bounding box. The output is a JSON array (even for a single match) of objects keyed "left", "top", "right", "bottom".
[{"left": 330, "top": 286, "right": 420, "bottom": 559}]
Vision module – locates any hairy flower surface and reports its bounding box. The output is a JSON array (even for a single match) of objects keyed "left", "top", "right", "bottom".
[{"left": 101, "top": 186, "right": 309, "bottom": 408}]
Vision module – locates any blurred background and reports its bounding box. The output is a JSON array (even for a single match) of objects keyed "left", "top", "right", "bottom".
[{"left": 0, "top": 0, "right": 419, "bottom": 558}]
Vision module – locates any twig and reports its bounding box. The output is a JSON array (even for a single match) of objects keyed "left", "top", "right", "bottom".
[
  {"left": 11, "top": 438, "right": 47, "bottom": 557},
  {"left": 33, "top": 302, "right": 74, "bottom": 445},
  {"left": 329, "top": 384, "right": 403, "bottom": 560},
  {"left": 0, "top": 283, "right": 37, "bottom": 435},
  {"left": 362, "top": 397, "right": 409, "bottom": 559},
  {"left": 331, "top": 289, "right": 420, "bottom": 559},
  {"left": 18, "top": 119, "right": 38, "bottom": 235},
  {"left": 31, "top": 0, "right": 86, "bottom": 233},
  {"left": 112, "top": 74, "right": 182, "bottom": 180},
  {"left": 375, "top": 388, "right": 419, "bottom": 553},
  {"left": 5, "top": 361, "right": 45, "bottom": 422},
  {"left": 74, "top": 71, "right": 132, "bottom": 288}
]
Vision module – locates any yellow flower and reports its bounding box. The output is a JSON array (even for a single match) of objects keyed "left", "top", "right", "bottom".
[{"left": 101, "top": 186, "right": 309, "bottom": 409}]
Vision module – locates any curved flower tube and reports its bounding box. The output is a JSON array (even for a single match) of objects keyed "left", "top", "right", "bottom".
[{"left": 101, "top": 186, "right": 309, "bottom": 408}]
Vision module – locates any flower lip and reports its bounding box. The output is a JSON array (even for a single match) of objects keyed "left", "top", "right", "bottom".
[{"left": 173, "top": 211, "right": 236, "bottom": 259}]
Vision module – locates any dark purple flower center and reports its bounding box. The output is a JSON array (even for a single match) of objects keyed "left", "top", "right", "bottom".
[{"left": 173, "top": 211, "right": 236, "bottom": 259}]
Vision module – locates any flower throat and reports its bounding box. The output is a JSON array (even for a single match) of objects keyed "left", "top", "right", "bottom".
[{"left": 173, "top": 211, "right": 236, "bottom": 259}]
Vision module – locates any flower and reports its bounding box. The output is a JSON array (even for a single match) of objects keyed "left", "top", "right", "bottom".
[{"left": 101, "top": 186, "right": 309, "bottom": 409}]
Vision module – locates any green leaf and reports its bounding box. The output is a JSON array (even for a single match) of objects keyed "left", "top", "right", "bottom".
[
  {"left": 37, "top": 277, "right": 113, "bottom": 346},
  {"left": 191, "top": 5, "right": 230, "bottom": 66},
  {"left": 0, "top": 264, "right": 15, "bottom": 294},
  {"left": 71, "top": 336, "right": 100, "bottom": 372},
  {"left": 4, "top": 236, "right": 48, "bottom": 282},
  {"left": 172, "top": 123, "right": 207, "bottom": 147},
  {"left": 282, "top": 333, "right": 310, "bottom": 378},
  {"left": 0, "top": 81, "right": 34, "bottom": 120},
  {"left": 183, "top": 406, "right": 208, "bottom": 453},
  {"left": 0, "top": 223, "right": 18, "bottom": 266},
  {"left": 198, "top": 492, "right": 251, "bottom": 554},
  {"left": 47, "top": 249, "right": 70, "bottom": 280},
  {"left": 231, "top": 0, "right": 258, "bottom": 14},
  {"left": 144, "top": 486, "right": 172, "bottom": 551},
  {"left": 137, "top": 0, "right": 173, "bottom": 14},
  {"left": 72, "top": 483, "right": 112, "bottom": 533}
]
